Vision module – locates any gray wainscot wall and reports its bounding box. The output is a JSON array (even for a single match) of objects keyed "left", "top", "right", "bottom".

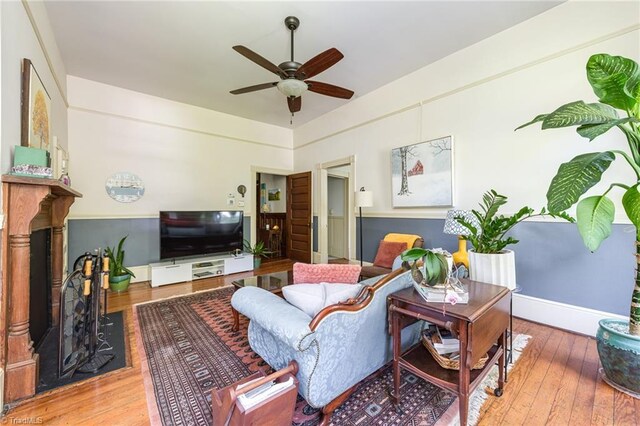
[
  {"left": 68, "top": 216, "right": 252, "bottom": 267},
  {"left": 70, "top": 214, "right": 633, "bottom": 317},
  {"left": 355, "top": 217, "right": 634, "bottom": 317}
]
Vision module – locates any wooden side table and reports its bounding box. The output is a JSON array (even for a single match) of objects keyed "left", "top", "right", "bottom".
[{"left": 388, "top": 280, "right": 510, "bottom": 426}]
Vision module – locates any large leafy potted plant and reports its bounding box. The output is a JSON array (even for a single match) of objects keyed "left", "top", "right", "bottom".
[
  {"left": 455, "top": 190, "right": 570, "bottom": 290},
  {"left": 105, "top": 236, "right": 136, "bottom": 292},
  {"left": 517, "top": 53, "right": 640, "bottom": 396}
]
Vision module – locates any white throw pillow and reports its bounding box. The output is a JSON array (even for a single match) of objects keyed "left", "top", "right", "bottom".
[
  {"left": 282, "top": 283, "right": 362, "bottom": 318},
  {"left": 324, "top": 283, "right": 363, "bottom": 306}
]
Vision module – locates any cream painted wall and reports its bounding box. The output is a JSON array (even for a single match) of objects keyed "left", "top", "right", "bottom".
[
  {"left": 1, "top": 1, "right": 68, "bottom": 175},
  {"left": 67, "top": 76, "right": 293, "bottom": 219},
  {"left": 294, "top": 1, "right": 640, "bottom": 221}
]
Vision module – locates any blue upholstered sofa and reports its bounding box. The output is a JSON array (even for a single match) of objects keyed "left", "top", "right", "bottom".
[{"left": 230, "top": 267, "right": 422, "bottom": 424}]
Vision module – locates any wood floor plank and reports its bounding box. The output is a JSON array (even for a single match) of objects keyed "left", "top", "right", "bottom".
[
  {"left": 524, "top": 331, "right": 576, "bottom": 425},
  {"left": 546, "top": 334, "right": 589, "bottom": 425},
  {"left": 569, "top": 338, "right": 600, "bottom": 425},
  {"left": 614, "top": 390, "right": 638, "bottom": 426},
  {"left": 499, "top": 322, "right": 564, "bottom": 424},
  {"left": 477, "top": 320, "right": 553, "bottom": 425}
]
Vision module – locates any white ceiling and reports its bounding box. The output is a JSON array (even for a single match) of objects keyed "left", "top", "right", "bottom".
[{"left": 45, "top": 1, "right": 562, "bottom": 128}]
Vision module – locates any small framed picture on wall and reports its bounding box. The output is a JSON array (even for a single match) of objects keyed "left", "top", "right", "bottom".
[{"left": 21, "top": 58, "right": 52, "bottom": 150}]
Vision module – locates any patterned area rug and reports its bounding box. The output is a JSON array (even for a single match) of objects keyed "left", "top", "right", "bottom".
[{"left": 133, "top": 286, "right": 529, "bottom": 426}]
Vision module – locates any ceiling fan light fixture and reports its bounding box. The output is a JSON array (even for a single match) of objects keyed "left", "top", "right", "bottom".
[{"left": 277, "top": 79, "right": 308, "bottom": 98}]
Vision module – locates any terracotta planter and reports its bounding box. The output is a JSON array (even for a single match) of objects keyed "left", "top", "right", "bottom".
[
  {"left": 468, "top": 249, "right": 516, "bottom": 290},
  {"left": 597, "top": 319, "right": 640, "bottom": 396}
]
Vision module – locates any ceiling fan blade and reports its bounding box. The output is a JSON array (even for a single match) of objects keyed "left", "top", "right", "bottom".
[
  {"left": 287, "top": 96, "right": 301, "bottom": 113},
  {"left": 306, "top": 81, "right": 354, "bottom": 99},
  {"left": 230, "top": 82, "right": 278, "bottom": 95},
  {"left": 233, "top": 45, "right": 287, "bottom": 78},
  {"left": 295, "top": 48, "right": 344, "bottom": 80}
]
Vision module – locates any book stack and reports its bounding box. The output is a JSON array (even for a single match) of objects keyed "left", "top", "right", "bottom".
[
  {"left": 413, "top": 281, "right": 469, "bottom": 304},
  {"left": 426, "top": 324, "right": 461, "bottom": 358},
  {"left": 237, "top": 376, "right": 296, "bottom": 409}
]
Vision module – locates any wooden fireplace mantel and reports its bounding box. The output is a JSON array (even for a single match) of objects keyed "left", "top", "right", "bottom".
[{"left": 0, "top": 175, "right": 82, "bottom": 403}]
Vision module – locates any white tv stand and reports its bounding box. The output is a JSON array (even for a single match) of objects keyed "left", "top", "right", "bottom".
[{"left": 149, "top": 253, "right": 253, "bottom": 287}]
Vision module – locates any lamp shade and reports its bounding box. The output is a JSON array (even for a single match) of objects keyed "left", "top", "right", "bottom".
[
  {"left": 354, "top": 190, "right": 373, "bottom": 208},
  {"left": 443, "top": 209, "right": 479, "bottom": 236},
  {"left": 277, "top": 79, "right": 308, "bottom": 97}
]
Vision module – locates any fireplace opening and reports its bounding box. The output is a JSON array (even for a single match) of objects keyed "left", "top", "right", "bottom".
[{"left": 30, "top": 228, "right": 52, "bottom": 350}]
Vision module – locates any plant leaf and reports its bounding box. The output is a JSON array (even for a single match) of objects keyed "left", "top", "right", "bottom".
[
  {"left": 401, "top": 247, "right": 428, "bottom": 262},
  {"left": 515, "top": 113, "right": 547, "bottom": 131},
  {"left": 122, "top": 266, "right": 136, "bottom": 278},
  {"left": 587, "top": 53, "right": 639, "bottom": 110},
  {"left": 576, "top": 195, "right": 615, "bottom": 252},
  {"left": 622, "top": 184, "right": 640, "bottom": 228},
  {"left": 541, "top": 101, "right": 618, "bottom": 129},
  {"left": 423, "top": 251, "right": 446, "bottom": 286},
  {"left": 547, "top": 152, "right": 615, "bottom": 213},
  {"left": 624, "top": 74, "right": 640, "bottom": 103},
  {"left": 576, "top": 117, "right": 639, "bottom": 141}
]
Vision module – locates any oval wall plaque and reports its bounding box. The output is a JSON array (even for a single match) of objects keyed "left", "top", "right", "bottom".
[{"left": 105, "top": 172, "right": 145, "bottom": 203}]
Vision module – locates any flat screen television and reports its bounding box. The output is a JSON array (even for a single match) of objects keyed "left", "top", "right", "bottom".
[{"left": 159, "top": 211, "right": 244, "bottom": 260}]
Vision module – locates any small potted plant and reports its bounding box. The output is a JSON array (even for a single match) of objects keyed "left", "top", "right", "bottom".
[
  {"left": 243, "top": 239, "right": 268, "bottom": 268},
  {"left": 401, "top": 247, "right": 450, "bottom": 287},
  {"left": 517, "top": 53, "right": 640, "bottom": 396},
  {"left": 455, "top": 190, "right": 571, "bottom": 289},
  {"left": 105, "top": 236, "right": 136, "bottom": 292},
  {"left": 401, "top": 247, "right": 470, "bottom": 305}
]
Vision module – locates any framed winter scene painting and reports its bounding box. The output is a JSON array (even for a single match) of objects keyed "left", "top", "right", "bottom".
[{"left": 391, "top": 136, "right": 453, "bottom": 207}]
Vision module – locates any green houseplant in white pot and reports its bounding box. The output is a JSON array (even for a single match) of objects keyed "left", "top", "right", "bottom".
[
  {"left": 455, "top": 190, "right": 571, "bottom": 290},
  {"left": 517, "top": 53, "right": 640, "bottom": 396},
  {"left": 105, "top": 236, "right": 136, "bottom": 292}
]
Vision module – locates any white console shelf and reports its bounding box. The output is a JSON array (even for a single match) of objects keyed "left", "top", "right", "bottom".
[{"left": 149, "top": 253, "right": 253, "bottom": 287}]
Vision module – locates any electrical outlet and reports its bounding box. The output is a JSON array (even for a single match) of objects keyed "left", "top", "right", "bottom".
[{"left": 237, "top": 201, "right": 245, "bottom": 207}]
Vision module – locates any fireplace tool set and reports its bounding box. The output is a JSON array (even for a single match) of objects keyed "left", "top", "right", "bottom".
[{"left": 58, "top": 249, "right": 115, "bottom": 378}]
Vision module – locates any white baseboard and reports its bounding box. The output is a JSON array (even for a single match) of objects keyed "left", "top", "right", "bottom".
[
  {"left": 513, "top": 293, "right": 627, "bottom": 337},
  {"left": 129, "top": 265, "right": 149, "bottom": 284}
]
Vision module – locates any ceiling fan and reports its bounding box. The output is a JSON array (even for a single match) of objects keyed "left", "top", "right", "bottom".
[{"left": 230, "top": 16, "right": 354, "bottom": 117}]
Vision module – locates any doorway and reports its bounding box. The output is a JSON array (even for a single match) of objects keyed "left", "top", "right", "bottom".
[
  {"left": 317, "top": 156, "right": 356, "bottom": 265},
  {"left": 251, "top": 167, "right": 312, "bottom": 264},
  {"left": 327, "top": 171, "right": 349, "bottom": 262},
  {"left": 256, "top": 172, "right": 288, "bottom": 260}
]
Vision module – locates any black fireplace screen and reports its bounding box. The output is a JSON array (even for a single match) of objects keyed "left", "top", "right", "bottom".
[
  {"left": 59, "top": 269, "right": 89, "bottom": 377},
  {"left": 59, "top": 252, "right": 114, "bottom": 378}
]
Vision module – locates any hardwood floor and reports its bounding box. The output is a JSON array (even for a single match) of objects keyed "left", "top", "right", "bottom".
[{"left": 4, "top": 260, "right": 635, "bottom": 425}]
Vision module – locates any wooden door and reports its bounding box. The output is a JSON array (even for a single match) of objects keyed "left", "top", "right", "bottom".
[{"left": 286, "top": 171, "right": 312, "bottom": 263}]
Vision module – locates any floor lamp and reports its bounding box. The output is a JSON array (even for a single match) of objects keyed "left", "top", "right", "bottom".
[{"left": 354, "top": 187, "right": 373, "bottom": 267}]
